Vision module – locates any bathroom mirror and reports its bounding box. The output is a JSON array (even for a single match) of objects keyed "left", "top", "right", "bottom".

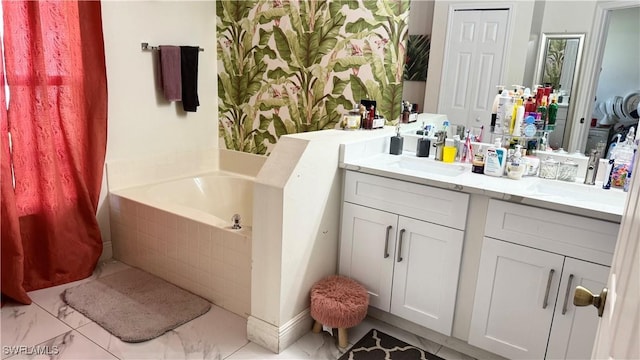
[{"left": 532, "top": 33, "right": 585, "bottom": 150}]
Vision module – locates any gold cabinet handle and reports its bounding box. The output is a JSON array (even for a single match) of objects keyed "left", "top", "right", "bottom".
[
  {"left": 397, "top": 229, "right": 405, "bottom": 262},
  {"left": 383, "top": 225, "right": 392, "bottom": 259},
  {"left": 562, "top": 274, "right": 574, "bottom": 315},
  {"left": 543, "top": 269, "right": 555, "bottom": 309},
  {"left": 574, "top": 286, "right": 608, "bottom": 317}
]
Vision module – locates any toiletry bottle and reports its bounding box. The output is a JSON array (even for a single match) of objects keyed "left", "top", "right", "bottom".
[
  {"left": 506, "top": 145, "right": 525, "bottom": 180},
  {"left": 524, "top": 96, "right": 536, "bottom": 113},
  {"left": 402, "top": 101, "right": 410, "bottom": 123},
  {"left": 484, "top": 138, "right": 507, "bottom": 177},
  {"left": 523, "top": 115, "right": 537, "bottom": 137},
  {"left": 472, "top": 146, "right": 485, "bottom": 174},
  {"left": 494, "top": 90, "right": 510, "bottom": 134},
  {"left": 389, "top": 125, "right": 403, "bottom": 155},
  {"left": 491, "top": 86, "right": 505, "bottom": 133},
  {"left": 537, "top": 96, "right": 548, "bottom": 127},
  {"left": 611, "top": 127, "right": 636, "bottom": 188},
  {"left": 503, "top": 96, "right": 515, "bottom": 135},
  {"left": 512, "top": 98, "right": 525, "bottom": 136},
  {"left": 365, "top": 106, "right": 375, "bottom": 129},
  {"left": 547, "top": 97, "right": 558, "bottom": 131},
  {"left": 535, "top": 86, "right": 545, "bottom": 108}
]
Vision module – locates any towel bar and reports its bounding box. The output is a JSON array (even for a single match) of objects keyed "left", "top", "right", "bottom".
[{"left": 141, "top": 42, "right": 204, "bottom": 52}]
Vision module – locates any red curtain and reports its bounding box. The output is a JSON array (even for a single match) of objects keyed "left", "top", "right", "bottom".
[{"left": 1, "top": 1, "right": 108, "bottom": 304}]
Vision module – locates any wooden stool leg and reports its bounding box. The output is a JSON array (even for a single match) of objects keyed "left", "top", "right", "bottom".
[
  {"left": 338, "top": 328, "right": 348, "bottom": 348},
  {"left": 312, "top": 320, "right": 322, "bottom": 333}
]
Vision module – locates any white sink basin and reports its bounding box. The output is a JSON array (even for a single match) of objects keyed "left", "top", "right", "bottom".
[
  {"left": 529, "top": 179, "right": 627, "bottom": 206},
  {"left": 387, "top": 156, "right": 466, "bottom": 177}
]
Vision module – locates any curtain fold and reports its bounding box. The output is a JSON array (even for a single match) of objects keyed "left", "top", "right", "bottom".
[{"left": 1, "top": 0, "right": 107, "bottom": 303}]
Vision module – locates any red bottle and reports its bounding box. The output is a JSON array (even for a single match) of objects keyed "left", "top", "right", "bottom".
[{"left": 366, "top": 106, "right": 375, "bottom": 129}]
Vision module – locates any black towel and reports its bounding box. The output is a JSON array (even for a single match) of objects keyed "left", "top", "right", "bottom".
[{"left": 180, "top": 46, "right": 200, "bottom": 112}]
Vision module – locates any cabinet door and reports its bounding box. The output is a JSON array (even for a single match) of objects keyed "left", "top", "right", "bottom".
[
  {"left": 339, "top": 202, "right": 397, "bottom": 311},
  {"left": 469, "top": 238, "right": 565, "bottom": 359},
  {"left": 546, "top": 258, "right": 609, "bottom": 360},
  {"left": 390, "top": 217, "right": 464, "bottom": 336}
]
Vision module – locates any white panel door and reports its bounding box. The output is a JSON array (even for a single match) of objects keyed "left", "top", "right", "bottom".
[
  {"left": 439, "top": 9, "right": 509, "bottom": 131},
  {"left": 339, "top": 202, "right": 397, "bottom": 311},
  {"left": 592, "top": 134, "right": 640, "bottom": 359},
  {"left": 546, "top": 258, "right": 609, "bottom": 360},
  {"left": 468, "top": 237, "right": 565, "bottom": 359},
  {"left": 390, "top": 217, "right": 464, "bottom": 336}
]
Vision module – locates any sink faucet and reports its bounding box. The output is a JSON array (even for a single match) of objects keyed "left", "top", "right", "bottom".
[{"left": 433, "top": 131, "right": 446, "bottom": 161}]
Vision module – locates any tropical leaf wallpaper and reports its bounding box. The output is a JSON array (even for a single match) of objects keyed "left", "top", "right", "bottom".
[
  {"left": 543, "top": 39, "right": 567, "bottom": 91},
  {"left": 217, "top": 0, "right": 410, "bottom": 154},
  {"left": 404, "top": 34, "right": 430, "bottom": 82}
]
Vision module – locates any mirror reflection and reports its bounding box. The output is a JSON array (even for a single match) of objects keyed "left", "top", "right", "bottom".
[{"left": 533, "top": 33, "right": 585, "bottom": 150}]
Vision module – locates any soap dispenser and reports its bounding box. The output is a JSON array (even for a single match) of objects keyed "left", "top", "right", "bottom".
[
  {"left": 389, "top": 125, "right": 403, "bottom": 155},
  {"left": 506, "top": 145, "right": 525, "bottom": 180},
  {"left": 416, "top": 132, "right": 431, "bottom": 157}
]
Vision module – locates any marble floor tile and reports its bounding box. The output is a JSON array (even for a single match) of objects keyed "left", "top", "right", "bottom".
[
  {"left": 27, "top": 260, "right": 132, "bottom": 330},
  {"left": 3, "top": 258, "right": 476, "bottom": 360},
  {"left": 436, "top": 345, "right": 477, "bottom": 360},
  {"left": 227, "top": 331, "right": 342, "bottom": 360},
  {"left": 7, "top": 330, "right": 118, "bottom": 360},
  {"left": 1, "top": 303, "right": 72, "bottom": 360},
  {"left": 75, "top": 305, "right": 247, "bottom": 360}
]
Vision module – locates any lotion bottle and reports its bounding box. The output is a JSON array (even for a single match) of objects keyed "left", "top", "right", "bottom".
[
  {"left": 506, "top": 145, "right": 525, "bottom": 180},
  {"left": 512, "top": 98, "right": 525, "bottom": 136},
  {"left": 484, "top": 138, "right": 507, "bottom": 177},
  {"left": 491, "top": 86, "right": 505, "bottom": 133},
  {"left": 494, "top": 89, "right": 510, "bottom": 134}
]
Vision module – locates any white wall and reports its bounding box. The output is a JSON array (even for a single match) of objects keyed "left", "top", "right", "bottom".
[
  {"left": 424, "top": 0, "right": 535, "bottom": 113},
  {"left": 97, "top": 1, "right": 218, "bottom": 254},
  {"left": 540, "top": 0, "right": 597, "bottom": 33},
  {"left": 594, "top": 6, "right": 640, "bottom": 121}
]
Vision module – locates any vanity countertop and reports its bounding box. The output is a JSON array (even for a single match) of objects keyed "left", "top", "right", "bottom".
[{"left": 340, "top": 147, "right": 626, "bottom": 223}]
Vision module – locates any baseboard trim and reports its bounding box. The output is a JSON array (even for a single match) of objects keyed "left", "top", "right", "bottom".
[
  {"left": 247, "top": 309, "right": 312, "bottom": 353},
  {"left": 279, "top": 308, "right": 313, "bottom": 352}
]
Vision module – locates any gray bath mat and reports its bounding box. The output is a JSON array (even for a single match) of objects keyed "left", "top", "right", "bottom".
[{"left": 63, "top": 267, "right": 211, "bottom": 343}]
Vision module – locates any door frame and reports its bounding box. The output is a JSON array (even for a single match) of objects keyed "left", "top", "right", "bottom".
[
  {"left": 568, "top": 0, "right": 640, "bottom": 153},
  {"left": 437, "top": 3, "right": 515, "bottom": 113}
]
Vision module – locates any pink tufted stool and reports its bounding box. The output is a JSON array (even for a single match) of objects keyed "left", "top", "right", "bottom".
[{"left": 310, "top": 275, "right": 369, "bottom": 348}]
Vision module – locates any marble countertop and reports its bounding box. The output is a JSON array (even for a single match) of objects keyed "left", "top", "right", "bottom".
[{"left": 340, "top": 148, "right": 626, "bottom": 223}]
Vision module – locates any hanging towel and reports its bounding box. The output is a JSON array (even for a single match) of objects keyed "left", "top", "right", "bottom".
[
  {"left": 180, "top": 46, "right": 200, "bottom": 112},
  {"left": 158, "top": 46, "right": 182, "bottom": 102}
]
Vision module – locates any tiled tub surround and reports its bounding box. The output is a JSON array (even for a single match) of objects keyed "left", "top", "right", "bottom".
[
  {"left": 108, "top": 172, "right": 254, "bottom": 318},
  {"left": 104, "top": 149, "right": 265, "bottom": 318}
]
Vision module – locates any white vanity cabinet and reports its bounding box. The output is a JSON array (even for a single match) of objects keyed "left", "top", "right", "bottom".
[
  {"left": 339, "top": 171, "right": 469, "bottom": 336},
  {"left": 469, "top": 199, "right": 618, "bottom": 359}
]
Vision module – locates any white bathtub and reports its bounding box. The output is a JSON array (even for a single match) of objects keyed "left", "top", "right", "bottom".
[
  {"left": 147, "top": 172, "right": 254, "bottom": 228},
  {"left": 109, "top": 171, "right": 254, "bottom": 317},
  {"left": 112, "top": 171, "right": 254, "bottom": 229}
]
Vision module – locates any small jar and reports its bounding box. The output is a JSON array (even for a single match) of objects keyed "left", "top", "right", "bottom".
[
  {"left": 342, "top": 108, "right": 361, "bottom": 130},
  {"left": 557, "top": 159, "right": 579, "bottom": 182},
  {"left": 539, "top": 157, "right": 559, "bottom": 179}
]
